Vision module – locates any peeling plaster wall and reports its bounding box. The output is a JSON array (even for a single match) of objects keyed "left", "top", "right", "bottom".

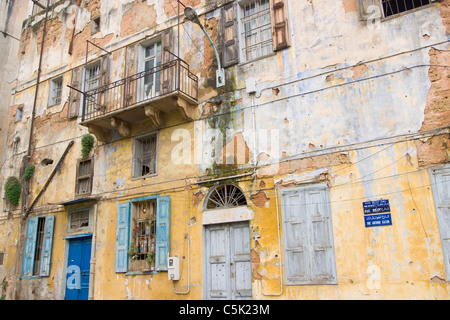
[{"left": 0, "top": 0, "right": 449, "bottom": 300}]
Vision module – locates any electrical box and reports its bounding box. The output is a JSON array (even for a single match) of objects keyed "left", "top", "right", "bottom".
[{"left": 168, "top": 257, "right": 180, "bottom": 281}]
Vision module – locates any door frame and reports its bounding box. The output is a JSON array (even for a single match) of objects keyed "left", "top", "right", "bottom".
[
  {"left": 63, "top": 234, "right": 93, "bottom": 300},
  {"left": 202, "top": 220, "right": 253, "bottom": 300}
]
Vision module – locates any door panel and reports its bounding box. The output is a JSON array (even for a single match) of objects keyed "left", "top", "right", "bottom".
[
  {"left": 204, "top": 222, "right": 252, "bottom": 300},
  {"left": 65, "top": 237, "right": 92, "bottom": 300}
]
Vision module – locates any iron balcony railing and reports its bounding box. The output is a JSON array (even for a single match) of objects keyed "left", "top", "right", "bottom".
[{"left": 82, "top": 51, "right": 198, "bottom": 122}]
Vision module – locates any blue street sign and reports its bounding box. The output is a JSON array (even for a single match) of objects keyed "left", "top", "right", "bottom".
[
  {"left": 364, "top": 213, "right": 392, "bottom": 228},
  {"left": 363, "top": 200, "right": 391, "bottom": 215}
]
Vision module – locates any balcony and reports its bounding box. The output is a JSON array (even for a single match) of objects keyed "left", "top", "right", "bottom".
[{"left": 80, "top": 51, "right": 198, "bottom": 141}]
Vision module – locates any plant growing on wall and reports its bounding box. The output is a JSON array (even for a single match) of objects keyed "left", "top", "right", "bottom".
[
  {"left": 24, "top": 165, "right": 35, "bottom": 181},
  {"left": 4, "top": 177, "right": 21, "bottom": 206},
  {"left": 81, "top": 134, "right": 95, "bottom": 158}
]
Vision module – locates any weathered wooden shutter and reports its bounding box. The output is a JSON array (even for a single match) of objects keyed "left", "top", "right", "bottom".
[
  {"left": 40, "top": 215, "right": 55, "bottom": 277},
  {"left": 115, "top": 202, "right": 130, "bottom": 273},
  {"left": 68, "top": 67, "right": 82, "bottom": 118},
  {"left": 98, "top": 55, "right": 110, "bottom": 111},
  {"left": 281, "top": 185, "right": 337, "bottom": 285},
  {"left": 155, "top": 196, "right": 170, "bottom": 271},
  {"left": 270, "top": 0, "right": 290, "bottom": 51},
  {"left": 100, "top": 55, "right": 110, "bottom": 87},
  {"left": 282, "top": 190, "right": 310, "bottom": 285},
  {"left": 161, "top": 28, "right": 174, "bottom": 94},
  {"left": 22, "top": 217, "right": 38, "bottom": 277},
  {"left": 124, "top": 44, "right": 138, "bottom": 106},
  {"left": 222, "top": 2, "right": 239, "bottom": 67},
  {"left": 430, "top": 167, "right": 450, "bottom": 280},
  {"left": 306, "top": 187, "right": 337, "bottom": 284},
  {"left": 356, "top": 0, "right": 383, "bottom": 21}
]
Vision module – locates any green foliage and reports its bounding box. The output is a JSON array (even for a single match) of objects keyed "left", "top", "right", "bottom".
[
  {"left": 24, "top": 165, "right": 35, "bottom": 181},
  {"left": 81, "top": 134, "right": 95, "bottom": 158},
  {"left": 4, "top": 177, "right": 21, "bottom": 206}
]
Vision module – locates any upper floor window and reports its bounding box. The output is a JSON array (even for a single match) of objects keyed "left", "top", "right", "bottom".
[
  {"left": 49, "top": 76, "right": 63, "bottom": 106},
  {"left": 132, "top": 133, "right": 158, "bottom": 178},
  {"left": 222, "top": 0, "right": 290, "bottom": 67},
  {"left": 205, "top": 184, "right": 248, "bottom": 210},
  {"left": 69, "top": 208, "right": 91, "bottom": 230},
  {"left": 139, "top": 40, "right": 162, "bottom": 101},
  {"left": 76, "top": 158, "right": 93, "bottom": 196},
  {"left": 357, "top": 0, "right": 433, "bottom": 21},
  {"left": 382, "top": 0, "right": 431, "bottom": 17},
  {"left": 241, "top": 0, "right": 273, "bottom": 61}
]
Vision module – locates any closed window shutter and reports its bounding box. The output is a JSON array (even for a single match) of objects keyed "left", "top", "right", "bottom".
[
  {"left": 431, "top": 167, "right": 450, "bottom": 280},
  {"left": 155, "top": 196, "right": 170, "bottom": 271},
  {"left": 161, "top": 28, "right": 174, "bottom": 94},
  {"left": 222, "top": 3, "right": 239, "bottom": 67},
  {"left": 99, "top": 55, "right": 110, "bottom": 111},
  {"left": 125, "top": 44, "right": 138, "bottom": 106},
  {"left": 115, "top": 202, "right": 130, "bottom": 273},
  {"left": 40, "top": 215, "right": 55, "bottom": 277},
  {"left": 68, "top": 67, "right": 82, "bottom": 118},
  {"left": 22, "top": 217, "right": 38, "bottom": 277},
  {"left": 270, "top": 0, "right": 290, "bottom": 51},
  {"left": 356, "top": 0, "right": 383, "bottom": 21},
  {"left": 282, "top": 191, "right": 310, "bottom": 285},
  {"left": 282, "top": 185, "right": 337, "bottom": 285},
  {"left": 307, "top": 188, "right": 337, "bottom": 284}
]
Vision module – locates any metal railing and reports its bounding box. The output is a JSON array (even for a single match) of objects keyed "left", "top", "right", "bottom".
[{"left": 82, "top": 50, "right": 198, "bottom": 122}]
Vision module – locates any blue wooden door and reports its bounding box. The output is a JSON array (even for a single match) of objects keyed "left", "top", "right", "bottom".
[{"left": 65, "top": 236, "right": 92, "bottom": 300}]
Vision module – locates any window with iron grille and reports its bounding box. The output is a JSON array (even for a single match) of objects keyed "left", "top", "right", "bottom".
[
  {"left": 0, "top": 252, "right": 4, "bottom": 266},
  {"left": 129, "top": 200, "right": 157, "bottom": 271},
  {"left": 76, "top": 158, "right": 93, "bottom": 196},
  {"left": 382, "top": 0, "right": 431, "bottom": 17},
  {"left": 85, "top": 62, "right": 101, "bottom": 92},
  {"left": 241, "top": 0, "right": 273, "bottom": 61},
  {"left": 133, "top": 133, "right": 158, "bottom": 178},
  {"left": 33, "top": 217, "right": 46, "bottom": 276},
  {"left": 49, "top": 76, "right": 63, "bottom": 106}
]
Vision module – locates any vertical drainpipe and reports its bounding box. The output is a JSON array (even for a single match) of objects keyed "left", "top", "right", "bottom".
[
  {"left": 26, "top": 0, "right": 50, "bottom": 160},
  {"left": 88, "top": 203, "right": 98, "bottom": 300}
]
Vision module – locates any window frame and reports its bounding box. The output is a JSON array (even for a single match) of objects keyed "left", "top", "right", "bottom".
[
  {"left": 138, "top": 38, "right": 163, "bottom": 102},
  {"left": 22, "top": 215, "right": 55, "bottom": 278},
  {"left": 15, "top": 105, "right": 23, "bottom": 123},
  {"left": 75, "top": 157, "right": 94, "bottom": 196},
  {"left": 115, "top": 195, "right": 170, "bottom": 274},
  {"left": 129, "top": 199, "right": 158, "bottom": 272},
  {"left": 69, "top": 207, "right": 92, "bottom": 232},
  {"left": 132, "top": 132, "right": 159, "bottom": 179},
  {"left": 238, "top": 0, "right": 273, "bottom": 63},
  {"left": 48, "top": 76, "right": 63, "bottom": 107},
  {"left": 357, "top": 0, "right": 435, "bottom": 21}
]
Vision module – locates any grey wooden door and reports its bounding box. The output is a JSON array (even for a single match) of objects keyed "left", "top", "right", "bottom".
[
  {"left": 431, "top": 166, "right": 450, "bottom": 280},
  {"left": 204, "top": 222, "right": 252, "bottom": 300}
]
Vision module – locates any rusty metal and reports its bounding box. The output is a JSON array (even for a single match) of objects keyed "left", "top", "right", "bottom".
[{"left": 82, "top": 50, "right": 198, "bottom": 122}]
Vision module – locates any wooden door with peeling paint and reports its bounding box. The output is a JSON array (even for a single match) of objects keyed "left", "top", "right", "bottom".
[{"left": 204, "top": 222, "right": 252, "bottom": 300}]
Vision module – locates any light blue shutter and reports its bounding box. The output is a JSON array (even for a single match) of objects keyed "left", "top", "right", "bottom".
[
  {"left": 22, "top": 217, "right": 38, "bottom": 277},
  {"left": 40, "top": 215, "right": 55, "bottom": 276},
  {"left": 115, "top": 202, "right": 130, "bottom": 273},
  {"left": 155, "top": 196, "right": 170, "bottom": 271}
]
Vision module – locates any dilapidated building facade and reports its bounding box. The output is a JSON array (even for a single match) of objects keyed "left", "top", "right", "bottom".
[{"left": 0, "top": 0, "right": 449, "bottom": 300}]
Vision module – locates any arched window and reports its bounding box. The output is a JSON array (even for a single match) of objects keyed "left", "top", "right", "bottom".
[{"left": 205, "top": 184, "right": 247, "bottom": 210}]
